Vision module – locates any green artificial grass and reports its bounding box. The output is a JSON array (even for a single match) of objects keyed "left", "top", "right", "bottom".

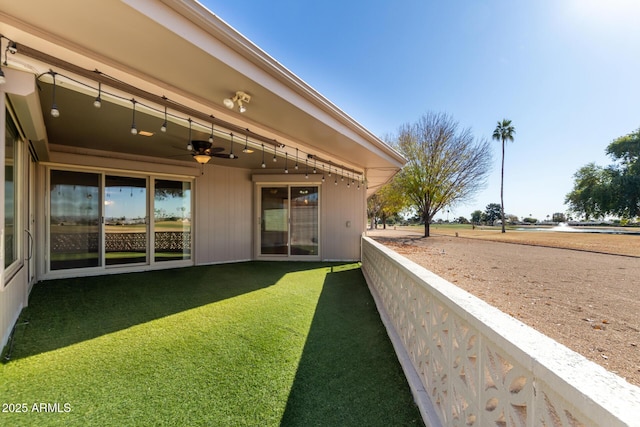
[{"left": 1, "top": 262, "right": 423, "bottom": 427}]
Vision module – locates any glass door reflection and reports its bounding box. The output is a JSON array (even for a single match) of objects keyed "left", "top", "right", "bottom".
[
  {"left": 260, "top": 187, "right": 288, "bottom": 255},
  {"left": 105, "top": 176, "right": 147, "bottom": 265},
  {"left": 290, "top": 186, "right": 318, "bottom": 255},
  {"left": 49, "top": 170, "right": 101, "bottom": 270},
  {"left": 154, "top": 179, "right": 191, "bottom": 261}
]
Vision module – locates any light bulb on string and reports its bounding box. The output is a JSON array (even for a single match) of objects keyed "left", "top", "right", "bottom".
[
  {"left": 50, "top": 71, "right": 60, "bottom": 117},
  {"left": 284, "top": 152, "right": 289, "bottom": 173},
  {"left": 93, "top": 82, "right": 102, "bottom": 108},
  {"left": 242, "top": 130, "right": 253, "bottom": 153},
  {"left": 229, "top": 133, "right": 235, "bottom": 159},
  {"left": 130, "top": 99, "right": 137, "bottom": 135},
  {"left": 186, "top": 118, "right": 193, "bottom": 151},
  {"left": 209, "top": 119, "right": 214, "bottom": 143},
  {"left": 161, "top": 105, "right": 168, "bottom": 132},
  {"left": 261, "top": 144, "right": 266, "bottom": 168}
]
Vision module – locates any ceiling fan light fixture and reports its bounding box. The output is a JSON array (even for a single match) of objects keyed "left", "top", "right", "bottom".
[{"left": 193, "top": 154, "right": 211, "bottom": 164}]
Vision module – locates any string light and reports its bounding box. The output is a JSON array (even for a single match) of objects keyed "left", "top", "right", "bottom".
[
  {"left": 50, "top": 71, "right": 60, "bottom": 117},
  {"left": 186, "top": 118, "right": 193, "bottom": 151},
  {"left": 229, "top": 133, "right": 235, "bottom": 159},
  {"left": 34, "top": 67, "right": 364, "bottom": 178},
  {"left": 284, "top": 152, "right": 289, "bottom": 173},
  {"left": 160, "top": 104, "right": 168, "bottom": 132},
  {"left": 261, "top": 144, "right": 266, "bottom": 168},
  {"left": 93, "top": 82, "right": 102, "bottom": 108},
  {"left": 243, "top": 130, "right": 254, "bottom": 153}
]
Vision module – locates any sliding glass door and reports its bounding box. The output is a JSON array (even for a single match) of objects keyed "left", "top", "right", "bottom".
[
  {"left": 48, "top": 169, "right": 191, "bottom": 272},
  {"left": 105, "top": 175, "right": 147, "bottom": 265},
  {"left": 260, "top": 187, "right": 288, "bottom": 255},
  {"left": 290, "top": 186, "right": 318, "bottom": 255},
  {"left": 50, "top": 170, "right": 101, "bottom": 270},
  {"left": 259, "top": 185, "right": 319, "bottom": 257},
  {"left": 154, "top": 179, "right": 191, "bottom": 261}
]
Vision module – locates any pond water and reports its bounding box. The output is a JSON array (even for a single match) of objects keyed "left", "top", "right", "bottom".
[{"left": 515, "top": 223, "right": 640, "bottom": 235}]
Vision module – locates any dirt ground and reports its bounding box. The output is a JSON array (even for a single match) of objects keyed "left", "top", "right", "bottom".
[{"left": 366, "top": 227, "right": 640, "bottom": 387}]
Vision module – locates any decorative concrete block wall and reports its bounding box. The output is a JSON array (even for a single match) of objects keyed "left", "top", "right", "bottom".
[{"left": 361, "top": 236, "right": 640, "bottom": 427}]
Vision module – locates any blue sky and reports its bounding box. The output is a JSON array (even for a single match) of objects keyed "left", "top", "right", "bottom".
[{"left": 201, "top": 0, "right": 640, "bottom": 221}]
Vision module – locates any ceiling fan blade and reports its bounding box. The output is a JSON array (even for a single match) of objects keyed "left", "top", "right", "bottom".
[{"left": 211, "top": 153, "right": 239, "bottom": 159}]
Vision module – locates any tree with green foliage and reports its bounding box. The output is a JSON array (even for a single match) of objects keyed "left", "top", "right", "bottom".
[
  {"left": 470, "top": 210, "right": 483, "bottom": 225},
  {"left": 367, "top": 193, "right": 383, "bottom": 229},
  {"left": 456, "top": 216, "right": 469, "bottom": 224},
  {"left": 606, "top": 128, "right": 640, "bottom": 218},
  {"left": 372, "top": 177, "right": 408, "bottom": 229},
  {"left": 566, "top": 127, "right": 640, "bottom": 220},
  {"left": 484, "top": 203, "right": 502, "bottom": 225},
  {"left": 565, "top": 163, "right": 611, "bottom": 220},
  {"left": 552, "top": 212, "right": 567, "bottom": 223},
  {"left": 393, "top": 112, "right": 492, "bottom": 237},
  {"left": 492, "top": 119, "right": 516, "bottom": 233}
]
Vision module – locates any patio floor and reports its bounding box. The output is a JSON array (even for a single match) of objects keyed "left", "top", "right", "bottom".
[{"left": 0, "top": 262, "right": 423, "bottom": 426}]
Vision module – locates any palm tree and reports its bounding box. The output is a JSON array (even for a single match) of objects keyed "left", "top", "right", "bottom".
[{"left": 492, "top": 119, "right": 515, "bottom": 233}]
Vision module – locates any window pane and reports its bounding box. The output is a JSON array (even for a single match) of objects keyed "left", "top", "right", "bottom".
[
  {"left": 105, "top": 176, "right": 147, "bottom": 265},
  {"left": 154, "top": 179, "right": 191, "bottom": 261},
  {"left": 261, "top": 187, "right": 288, "bottom": 255},
  {"left": 50, "top": 170, "right": 100, "bottom": 270},
  {"left": 290, "top": 186, "right": 318, "bottom": 255},
  {"left": 4, "top": 117, "right": 18, "bottom": 268}
]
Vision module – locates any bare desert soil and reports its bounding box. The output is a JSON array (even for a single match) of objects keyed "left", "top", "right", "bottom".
[{"left": 367, "top": 226, "right": 640, "bottom": 387}]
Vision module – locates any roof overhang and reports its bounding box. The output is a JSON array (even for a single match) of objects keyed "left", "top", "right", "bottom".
[{"left": 0, "top": 0, "right": 405, "bottom": 194}]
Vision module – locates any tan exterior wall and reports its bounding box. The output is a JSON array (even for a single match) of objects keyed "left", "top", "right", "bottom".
[
  {"left": 194, "top": 164, "right": 253, "bottom": 264},
  {"left": 321, "top": 178, "right": 366, "bottom": 260},
  {"left": 0, "top": 269, "right": 28, "bottom": 349}
]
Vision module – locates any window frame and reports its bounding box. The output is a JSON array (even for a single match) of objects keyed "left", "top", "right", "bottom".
[{"left": 3, "top": 107, "right": 24, "bottom": 286}]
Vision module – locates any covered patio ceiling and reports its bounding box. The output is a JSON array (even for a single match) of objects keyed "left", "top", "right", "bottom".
[{"left": 0, "top": 0, "right": 404, "bottom": 194}]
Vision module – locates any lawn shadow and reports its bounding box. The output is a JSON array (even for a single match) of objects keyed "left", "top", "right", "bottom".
[
  {"left": 280, "top": 264, "right": 424, "bottom": 426},
  {"left": 4, "top": 261, "right": 314, "bottom": 362}
]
